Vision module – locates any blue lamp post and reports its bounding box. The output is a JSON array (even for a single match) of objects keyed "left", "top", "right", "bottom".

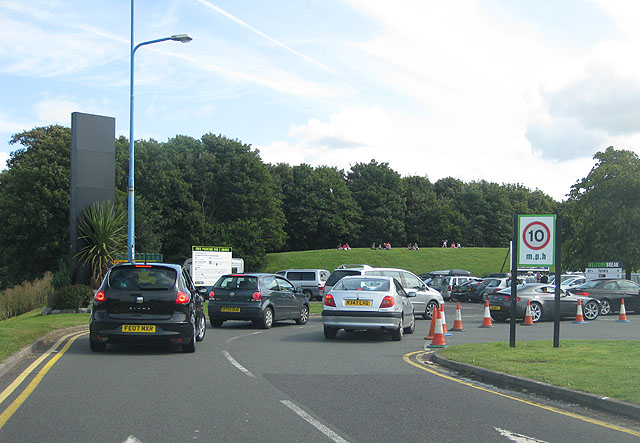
[{"left": 128, "top": 2, "right": 191, "bottom": 262}]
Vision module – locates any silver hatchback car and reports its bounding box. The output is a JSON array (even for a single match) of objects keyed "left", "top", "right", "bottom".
[{"left": 322, "top": 276, "right": 416, "bottom": 341}]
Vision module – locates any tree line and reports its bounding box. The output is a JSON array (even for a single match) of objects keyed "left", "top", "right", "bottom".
[{"left": 0, "top": 125, "right": 637, "bottom": 288}]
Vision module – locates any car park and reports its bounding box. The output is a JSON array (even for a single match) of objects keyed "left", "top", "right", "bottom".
[
  {"left": 208, "top": 273, "right": 310, "bottom": 328},
  {"left": 324, "top": 265, "right": 443, "bottom": 319},
  {"left": 322, "top": 275, "right": 416, "bottom": 340},
  {"left": 568, "top": 278, "right": 640, "bottom": 315},
  {"left": 276, "top": 268, "right": 330, "bottom": 300},
  {"left": 89, "top": 262, "right": 207, "bottom": 353},
  {"left": 488, "top": 283, "right": 601, "bottom": 323}
]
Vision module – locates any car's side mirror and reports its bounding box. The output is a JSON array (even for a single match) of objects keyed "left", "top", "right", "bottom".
[{"left": 407, "top": 290, "right": 417, "bottom": 298}]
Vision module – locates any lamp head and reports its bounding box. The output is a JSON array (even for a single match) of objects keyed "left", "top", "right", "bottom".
[{"left": 170, "top": 34, "right": 193, "bottom": 43}]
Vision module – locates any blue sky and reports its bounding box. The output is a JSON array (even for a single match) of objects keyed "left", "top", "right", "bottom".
[{"left": 1, "top": 0, "right": 638, "bottom": 201}]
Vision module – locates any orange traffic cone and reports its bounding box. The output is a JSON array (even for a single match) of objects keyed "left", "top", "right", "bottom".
[
  {"left": 450, "top": 302, "right": 465, "bottom": 331},
  {"left": 426, "top": 307, "right": 447, "bottom": 349},
  {"left": 571, "top": 299, "right": 587, "bottom": 324},
  {"left": 617, "top": 298, "right": 630, "bottom": 323},
  {"left": 479, "top": 300, "right": 493, "bottom": 328},
  {"left": 522, "top": 300, "right": 534, "bottom": 326},
  {"left": 425, "top": 305, "right": 438, "bottom": 339},
  {"left": 440, "top": 304, "right": 452, "bottom": 336}
]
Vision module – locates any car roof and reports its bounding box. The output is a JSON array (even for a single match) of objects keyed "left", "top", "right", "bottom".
[{"left": 112, "top": 262, "right": 181, "bottom": 271}]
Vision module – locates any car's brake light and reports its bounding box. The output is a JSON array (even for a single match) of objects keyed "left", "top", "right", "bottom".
[
  {"left": 448, "top": 285, "right": 452, "bottom": 291},
  {"left": 380, "top": 296, "right": 395, "bottom": 308},
  {"left": 251, "top": 291, "right": 262, "bottom": 301},
  {"left": 324, "top": 294, "right": 336, "bottom": 307},
  {"left": 94, "top": 290, "right": 105, "bottom": 302},
  {"left": 135, "top": 265, "right": 152, "bottom": 268},
  {"left": 574, "top": 291, "right": 589, "bottom": 296},
  {"left": 208, "top": 290, "right": 215, "bottom": 300},
  {"left": 318, "top": 283, "right": 325, "bottom": 291},
  {"left": 176, "top": 291, "right": 190, "bottom": 304}
]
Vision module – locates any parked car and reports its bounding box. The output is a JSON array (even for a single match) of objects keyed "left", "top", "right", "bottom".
[
  {"left": 489, "top": 284, "right": 601, "bottom": 323},
  {"left": 424, "top": 269, "right": 471, "bottom": 300},
  {"left": 276, "top": 268, "right": 330, "bottom": 300},
  {"left": 445, "top": 276, "right": 481, "bottom": 301},
  {"left": 89, "top": 262, "right": 207, "bottom": 353},
  {"left": 208, "top": 273, "right": 309, "bottom": 328},
  {"left": 324, "top": 265, "right": 443, "bottom": 319},
  {"left": 450, "top": 278, "right": 483, "bottom": 302},
  {"left": 322, "top": 275, "right": 416, "bottom": 340},
  {"left": 478, "top": 277, "right": 526, "bottom": 302},
  {"left": 560, "top": 276, "right": 587, "bottom": 290},
  {"left": 568, "top": 278, "right": 640, "bottom": 315},
  {"left": 463, "top": 279, "right": 490, "bottom": 303}
]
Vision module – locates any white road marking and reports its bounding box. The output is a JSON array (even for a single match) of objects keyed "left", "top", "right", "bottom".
[
  {"left": 123, "top": 436, "right": 143, "bottom": 443},
  {"left": 280, "top": 400, "right": 349, "bottom": 443},
  {"left": 226, "top": 331, "right": 263, "bottom": 343},
  {"left": 494, "top": 427, "right": 548, "bottom": 443},
  {"left": 223, "top": 350, "right": 256, "bottom": 378}
]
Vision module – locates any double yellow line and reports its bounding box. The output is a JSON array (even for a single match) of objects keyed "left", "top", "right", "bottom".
[
  {"left": 0, "top": 330, "right": 87, "bottom": 430},
  {"left": 403, "top": 351, "right": 640, "bottom": 437}
]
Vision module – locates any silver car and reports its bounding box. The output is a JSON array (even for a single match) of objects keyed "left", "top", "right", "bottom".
[{"left": 322, "top": 276, "right": 416, "bottom": 340}]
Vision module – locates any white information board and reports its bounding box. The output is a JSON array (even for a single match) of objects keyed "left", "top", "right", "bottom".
[
  {"left": 192, "top": 246, "right": 232, "bottom": 286},
  {"left": 585, "top": 261, "right": 623, "bottom": 280},
  {"left": 517, "top": 214, "right": 556, "bottom": 267}
]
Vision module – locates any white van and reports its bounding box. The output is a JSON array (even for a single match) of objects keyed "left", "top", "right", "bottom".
[{"left": 276, "top": 269, "right": 330, "bottom": 300}]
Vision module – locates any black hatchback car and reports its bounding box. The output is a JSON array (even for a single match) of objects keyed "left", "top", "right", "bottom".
[
  {"left": 568, "top": 278, "right": 640, "bottom": 315},
  {"left": 208, "top": 273, "right": 310, "bottom": 329},
  {"left": 89, "top": 263, "right": 207, "bottom": 353}
]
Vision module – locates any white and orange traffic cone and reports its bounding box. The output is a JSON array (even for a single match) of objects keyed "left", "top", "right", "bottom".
[
  {"left": 617, "top": 298, "right": 630, "bottom": 323},
  {"left": 571, "top": 299, "right": 587, "bottom": 324},
  {"left": 440, "top": 304, "right": 452, "bottom": 336},
  {"left": 425, "top": 304, "right": 438, "bottom": 339},
  {"left": 426, "top": 308, "right": 448, "bottom": 349},
  {"left": 522, "top": 300, "right": 534, "bottom": 326},
  {"left": 450, "top": 302, "right": 465, "bottom": 331},
  {"left": 479, "top": 300, "right": 493, "bottom": 328}
]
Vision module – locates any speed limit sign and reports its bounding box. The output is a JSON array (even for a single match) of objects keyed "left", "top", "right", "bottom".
[{"left": 518, "top": 215, "right": 555, "bottom": 266}]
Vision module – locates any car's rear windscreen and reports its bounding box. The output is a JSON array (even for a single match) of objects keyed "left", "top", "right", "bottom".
[
  {"left": 214, "top": 276, "right": 259, "bottom": 290},
  {"left": 109, "top": 267, "right": 177, "bottom": 290},
  {"left": 326, "top": 270, "right": 361, "bottom": 287}
]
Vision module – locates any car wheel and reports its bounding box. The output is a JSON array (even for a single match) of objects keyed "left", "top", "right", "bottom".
[
  {"left": 424, "top": 300, "right": 439, "bottom": 320},
  {"left": 182, "top": 319, "right": 196, "bottom": 353},
  {"left": 403, "top": 313, "right": 416, "bottom": 334},
  {"left": 302, "top": 290, "right": 313, "bottom": 300},
  {"left": 196, "top": 313, "right": 206, "bottom": 341},
  {"left": 210, "top": 318, "right": 224, "bottom": 328},
  {"left": 583, "top": 300, "right": 600, "bottom": 321},
  {"left": 600, "top": 299, "right": 612, "bottom": 315},
  {"left": 490, "top": 314, "right": 508, "bottom": 323},
  {"left": 260, "top": 307, "right": 274, "bottom": 329},
  {"left": 296, "top": 305, "right": 309, "bottom": 325},
  {"left": 529, "top": 302, "right": 542, "bottom": 323},
  {"left": 391, "top": 318, "right": 404, "bottom": 341},
  {"left": 324, "top": 326, "right": 337, "bottom": 339},
  {"left": 89, "top": 339, "right": 106, "bottom": 352}
]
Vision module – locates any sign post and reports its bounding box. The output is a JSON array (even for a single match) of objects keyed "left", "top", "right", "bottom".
[
  {"left": 191, "top": 246, "right": 232, "bottom": 286},
  {"left": 513, "top": 215, "right": 559, "bottom": 347}
]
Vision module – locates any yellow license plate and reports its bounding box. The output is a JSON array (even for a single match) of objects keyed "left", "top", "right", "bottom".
[
  {"left": 221, "top": 307, "right": 241, "bottom": 312},
  {"left": 122, "top": 324, "right": 156, "bottom": 333},
  {"left": 345, "top": 299, "right": 371, "bottom": 306},
  {"left": 489, "top": 306, "right": 501, "bottom": 311}
]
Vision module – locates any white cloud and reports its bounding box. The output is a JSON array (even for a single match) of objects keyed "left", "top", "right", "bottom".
[{"left": 33, "top": 99, "right": 81, "bottom": 125}]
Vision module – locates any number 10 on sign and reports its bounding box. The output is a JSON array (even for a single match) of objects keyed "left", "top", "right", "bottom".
[{"left": 517, "top": 215, "right": 556, "bottom": 267}]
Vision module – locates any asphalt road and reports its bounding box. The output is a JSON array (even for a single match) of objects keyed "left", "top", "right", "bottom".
[{"left": 0, "top": 303, "right": 638, "bottom": 442}]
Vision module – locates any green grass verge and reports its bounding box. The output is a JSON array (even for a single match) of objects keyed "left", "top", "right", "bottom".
[
  {"left": 440, "top": 341, "right": 640, "bottom": 404},
  {"left": 264, "top": 247, "right": 512, "bottom": 277},
  {"left": 0, "top": 310, "right": 90, "bottom": 362}
]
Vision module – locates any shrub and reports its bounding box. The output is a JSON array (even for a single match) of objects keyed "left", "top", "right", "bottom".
[
  {"left": 51, "top": 268, "right": 72, "bottom": 290},
  {"left": 0, "top": 273, "right": 52, "bottom": 320},
  {"left": 48, "top": 284, "right": 93, "bottom": 310}
]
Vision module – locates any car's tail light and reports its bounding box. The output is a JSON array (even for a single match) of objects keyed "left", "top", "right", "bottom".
[
  {"left": 94, "top": 290, "right": 105, "bottom": 302},
  {"left": 318, "top": 283, "right": 325, "bottom": 291},
  {"left": 135, "top": 265, "right": 152, "bottom": 268},
  {"left": 380, "top": 296, "right": 395, "bottom": 308},
  {"left": 208, "top": 290, "right": 215, "bottom": 299},
  {"left": 574, "top": 291, "right": 589, "bottom": 296},
  {"left": 324, "top": 294, "right": 336, "bottom": 307},
  {"left": 176, "top": 291, "right": 190, "bottom": 304},
  {"left": 448, "top": 285, "right": 452, "bottom": 291},
  {"left": 251, "top": 291, "right": 262, "bottom": 301}
]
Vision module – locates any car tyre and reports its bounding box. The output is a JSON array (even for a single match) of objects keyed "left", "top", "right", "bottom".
[
  {"left": 89, "top": 339, "right": 106, "bottom": 352},
  {"left": 182, "top": 319, "right": 196, "bottom": 353},
  {"left": 529, "top": 302, "right": 542, "bottom": 323},
  {"left": 391, "top": 319, "right": 404, "bottom": 341},
  {"left": 302, "top": 290, "right": 313, "bottom": 300},
  {"left": 583, "top": 300, "right": 600, "bottom": 320},
  {"left": 210, "top": 318, "right": 224, "bottom": 328},
  {"left": 403, "top": 313, "right": 416, "bottom": 334},
  {"left": 295, "top": 305, "right": 309, "bottom": 325},
  {"left": 490, "top": 314, "right": 508, "bottom": 323},
  {"left": 324, "top": 326, "right": 337, "bottom": 339},
  {"left": 424, "top": 300, "right": 439, "bottom": 320},
  {"left": 260, "top": 307, "right": 274, "bottom": 329},
  {"left": 600, "top": 299, "right": 612, "bottom": 316},
  {"left": 196, "top": 313, "right": 206, "bottom": 341}
]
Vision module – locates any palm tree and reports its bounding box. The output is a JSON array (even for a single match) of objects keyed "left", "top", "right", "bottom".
[{"left": 74, "top": 201, "right": 126, "bottom": 288}]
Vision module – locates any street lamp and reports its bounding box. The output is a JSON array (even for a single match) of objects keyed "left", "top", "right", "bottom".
[{"left": 128, "top": 7, "right": 192, "bottom": 262}]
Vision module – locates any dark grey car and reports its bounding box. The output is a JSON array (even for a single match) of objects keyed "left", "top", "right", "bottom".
[
  {"left": 489, "top": 283, "right": 600, "bottom": 323},
  {"left": 208, "top": 273, "right": 310, "bottom": 328},
  {"left": 568, "top": 278, "right": 640, "bottom": 315}
]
